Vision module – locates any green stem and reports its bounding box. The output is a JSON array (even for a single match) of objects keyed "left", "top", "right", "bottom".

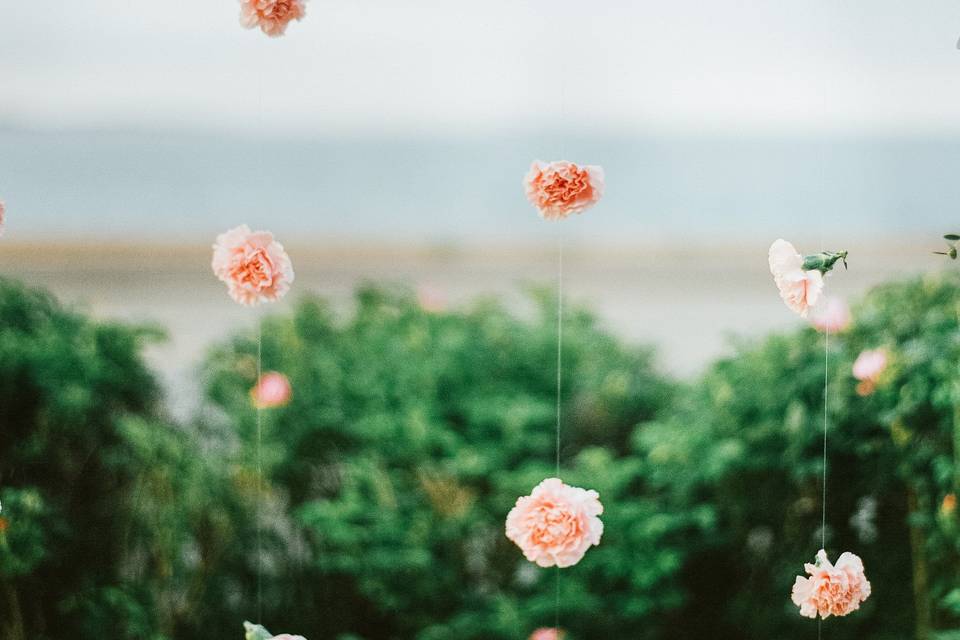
[
  {"left": 802, "top": 250, "right": 848, "bottom": 274},
  {"left": 907, "top": 489, "right": 932, "bottom": 640}
]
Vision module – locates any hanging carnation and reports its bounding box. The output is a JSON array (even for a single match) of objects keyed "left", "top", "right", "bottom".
[
  {"left": 250, "top": 371, "right": 292, "bottom": 409},
  {"left": 769, "top": 239, "right": 847, "bottom": 318},
  {"left": 239, "top": 0, "right": 307, "bottom": 38},
  {"left": 505, "top": 477, "right": 603, "bottom": 568},
  {"left": 524, "top": 160, "right": 604, "bottom": 220},
  {"left": 791, "top": 549, "right": 871, "bottom": 619},
  {"left": 244, "top": 621, "right": 306, "bottom": 640},
  {"left": 212, "top": 224, "right": 294, "bottom": 306}
]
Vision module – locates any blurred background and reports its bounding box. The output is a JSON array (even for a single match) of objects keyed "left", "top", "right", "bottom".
[
  {"left": 2, "top": 0, "right": 960, "bottom": 413},
  {"left": 0, "top": 0, "right": 960, "bottom": 640}
]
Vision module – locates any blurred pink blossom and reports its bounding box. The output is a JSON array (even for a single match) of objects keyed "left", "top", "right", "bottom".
[
  {"left": 506, "top": 477, "right": 603, "bottom": 568},
  {"left": 212, "top": 224, "right": 294, "bottom": 306},
  {"left": 768, "top": 239, "right": 823, "bottom": 318},
  {"left": 524, "top": 160, "right": 604, "bottom": 220},
  {"left": 0, "top": 200, "right": 6, "bottom": 237},
  {"left": 239, "top": 0, "right": 307, "bottom": 37},
  {"left": 416, "top": 284, "right": 447, "bottom": 313},
  {"left": 251, "top": 372, "right": 292, "bottom": 409},
  {"left": 529, "top": 628, "right": 565, "bottom": 640},
  {"left": 791, "top": 549, "right": 871, "bottom": 619},
  {"left": 852, "top": 348, "right": 887, "bottom": 396},
  {"left": 809, "top": 297, "right": 851, "bottom": 333}
]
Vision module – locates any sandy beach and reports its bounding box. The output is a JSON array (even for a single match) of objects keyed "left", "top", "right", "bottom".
[{"left": 0, "top": 238, "right": 938, "bottom": 417}]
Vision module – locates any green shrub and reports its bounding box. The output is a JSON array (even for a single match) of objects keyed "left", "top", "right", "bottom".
[
  {"left": 3, "top": 268, "right": 959, "bottom": 639},
  {"left": 202, "top": 285, "right": 683, "bottom": 639},
  {"left": 638, "top": 270, "right": 960, "bottom": 638},
  {"left": 0, "top": 277, "right": 162, "bottom": 636},
  {"left": 0, "top": 278, "right": 247, "bottom": 640}
]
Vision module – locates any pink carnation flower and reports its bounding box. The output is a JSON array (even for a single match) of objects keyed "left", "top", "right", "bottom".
[
  {"left": 505, "top": 477, "right": 603, "bottom": 568},
  {"left": 791, "top": 549, "right": 871, "bottom": 619},
  {"left": 769, "top": 239, "right": 824, "bottom": 318},
  {"left": 529, "top": 628, "right": 565, "bottom": 640},
  {"left": 251, "top": 371, "right": 292, "bottom": 409},
  {"left": 239, "top": 0, "right": 307, "bottom": 37},
  {"left": 809, "top": 296, "right": 851, "bottom": 333},
  {"left": 212, "top": 224, "right": 294, "bottom": 306},
  {"left": 524, "top": 160, "right": 604, "bottom": 220},
  {"left": 852, "top": 348, "right": 887, "bottom": 396},
  {"left": 0, "top": 200, "right": 5, "bottom": 237},
  {"left": 852, "top": 348, "right": 887, "bottom": 381}
]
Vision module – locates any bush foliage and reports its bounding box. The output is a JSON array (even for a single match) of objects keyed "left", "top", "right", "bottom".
[
  {"left": 1, "top": 273, "right": 959, "bottom": 639},
  {"left": 201, "top": 285, "right": 681, "bottom": 639}
]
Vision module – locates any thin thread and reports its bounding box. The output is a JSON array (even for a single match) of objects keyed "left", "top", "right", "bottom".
[
  {"left": 558, "top": 10, "right": 567, "bottom": 161},
  {"left": 257, "top": 321, "right": 263, "bottom": 623},
  {"left": 822, "top": 328, "right": 829, "bottom": 549},
  {"left": 555, "top": 568, "right": 561, "bottom": 630},
  {"left": 817, "top": 126, "right": 827, "bottom": 640},
  {"left": 554, "top": 4, "right": 567, "bottom": 633},
  {"left": 556, "top": 233, "right": 563, "bottom": 477},
  {"left": 255, "top": 47, "right": 265, "bottom": 627},
  {"left": 818, "top": 328, "right": 829, "bottom": 640},
  {"left": 554, "top": 231, "right": 564, "bottom": 632}
]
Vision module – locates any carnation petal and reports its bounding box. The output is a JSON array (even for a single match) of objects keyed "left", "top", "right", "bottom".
[
  {"left": 505, "top": 477, "right": 603, "bottom": 568},
  {"left": 768, "top": 239, "right": 802, "bottom": 279},
  {"left": 524, "top": 160, "right": 604, "bottom": 220},
  {"left": 238, "top": 0, "right": 307, "bottom": 37},
  {"left": 212, "top": 225, "right": 294, "bottom": 305},
  {"left": 791, "top": 549, "right": 870, "bottom": 619}
]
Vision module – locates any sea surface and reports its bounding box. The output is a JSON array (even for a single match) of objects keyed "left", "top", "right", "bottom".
[{"left": 1, "top": 128, "right": 958, "bottom": 244}]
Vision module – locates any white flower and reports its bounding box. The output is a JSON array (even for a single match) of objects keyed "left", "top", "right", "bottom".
[{"left": 769, "top": 239, "right": 824, "bottom": 318}]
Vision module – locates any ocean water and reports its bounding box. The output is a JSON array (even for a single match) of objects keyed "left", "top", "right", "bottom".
[{"left": 0, "top": 128, "right": 957, "bottom": 244}]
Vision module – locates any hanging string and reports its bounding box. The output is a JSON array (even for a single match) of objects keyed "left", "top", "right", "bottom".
[
  {"left": 822, "top": 328, "right": 829, "bottom": 550},
  {"left": 556, "top": 233, "right": 564, "bottom": 477},
  {"left": 256, "top": 319, "right": 264, "bottom": 623},
  {"left": 818, "top": 333, "right": 829, "bottom": 632},
  {"left": 817, "top": 114, "right": 827, "bottom": 640},
  {"left": 818, "top": 329, "right": 828, "bottom": 640},
  {"left": 554, "top": 229, "right": 564, "bottom": 632},
  {"left": 818, "top": 136, "right": 828, "bottom": 551},
  {"left": 553, "top": 1, "right": 569, "bottom": 632},
  {"left": 254, "top": 44, "right": 266, "bottom": 627}
]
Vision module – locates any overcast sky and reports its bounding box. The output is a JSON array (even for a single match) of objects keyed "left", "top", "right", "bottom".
[{"left": 2, "top": 1, "right": 960, "bottom": 136}]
